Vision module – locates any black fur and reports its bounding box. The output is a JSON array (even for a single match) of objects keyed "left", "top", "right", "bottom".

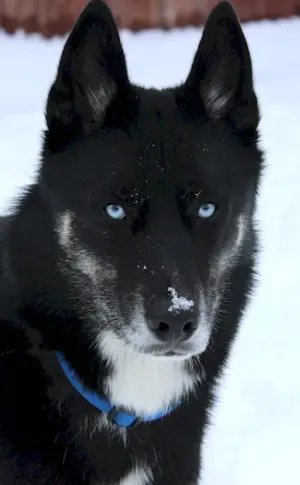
[{"left": 0, "top": 1, "right": 263, "bottom": 484}]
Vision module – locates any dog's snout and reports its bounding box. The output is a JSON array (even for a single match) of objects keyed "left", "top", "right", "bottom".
[{"left": 147, "top": 314, "right": 198, "bottom": 342}]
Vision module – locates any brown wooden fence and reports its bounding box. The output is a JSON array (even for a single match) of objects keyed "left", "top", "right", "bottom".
[{"left": 0, "top": 0, "right": 299, "bottom": 38}]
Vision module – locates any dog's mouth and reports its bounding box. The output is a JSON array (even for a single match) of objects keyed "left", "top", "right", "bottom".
[
  {"left": 122, "top": 321, "right": 212, "bottom": 360},
  {"left": 162, "top": 350, "right": 184, "bottom": 357},
  {"left": 153, "top": 350, "right": 195, "bottom": 360},
  {"left": 129, "top": 341, "right": 208, "bottom": 360}
]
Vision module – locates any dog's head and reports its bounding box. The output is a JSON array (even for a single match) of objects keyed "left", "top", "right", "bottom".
[{"left": 41, "top": 1, "right": 262, "bottom": 362}]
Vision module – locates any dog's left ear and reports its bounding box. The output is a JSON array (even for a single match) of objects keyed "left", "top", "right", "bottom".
[
  {"left": 185, "top": 1, "right": 259, "bottom": 132},
  {"left": 46, "top": 0, "right": 129, "bottom": 137}
]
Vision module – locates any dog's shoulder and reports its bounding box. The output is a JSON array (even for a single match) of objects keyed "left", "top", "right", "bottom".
[
  {"left": 0, "top": 215, "right": 10, "bottom": 286},
  {"left": 0, "top": 215, "right": 10, "bottom": 255}
]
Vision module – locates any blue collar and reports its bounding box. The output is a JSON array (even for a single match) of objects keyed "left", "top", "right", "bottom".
[{"left": 57, "top": 352, "right": 181, "bottom": 428}]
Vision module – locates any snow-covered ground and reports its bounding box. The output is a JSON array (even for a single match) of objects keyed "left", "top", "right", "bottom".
[{"left": 1, "top": 16, "right": 300, "bottom": 485}]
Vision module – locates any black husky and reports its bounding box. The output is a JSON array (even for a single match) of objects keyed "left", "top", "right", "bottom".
[{"left": 0, "top": 1, "right": 262, "bottom": 484}]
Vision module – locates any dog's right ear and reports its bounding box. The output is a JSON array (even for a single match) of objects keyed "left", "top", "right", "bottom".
[
  {"left": 185, "top": 1, "right": 259, "bottom": 134},
  {"left": 46, "top": 0, "right": 129, "bottom": 137}
]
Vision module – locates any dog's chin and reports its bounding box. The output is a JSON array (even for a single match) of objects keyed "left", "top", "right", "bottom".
[
  {"left": 128, "top": 343, "right": 207, "bottom": 361},
  {"left": 146, "top": 352, "right": 197, "bottom": 362}
]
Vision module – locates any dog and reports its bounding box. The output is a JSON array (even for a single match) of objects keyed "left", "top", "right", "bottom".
[{"left": 0, "top": 1, "right": 263, "bottom": 484}]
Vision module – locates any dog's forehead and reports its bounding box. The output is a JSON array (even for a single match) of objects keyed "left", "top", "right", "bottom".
[
  {"left": 85, "top": 88, "right": 249, "bottom": 201},
  {"left": 98, "top": 96, "right": 202, "bottom": 185},
  {"left": 97, "top": 133, "right": 199, "bottom": 200},
  {"left": 96, "top": 136, "right": 229, "bottom": 201}
]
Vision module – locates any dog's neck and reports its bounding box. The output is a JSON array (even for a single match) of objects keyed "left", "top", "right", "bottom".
[
  {"left": 57, "top": 351, "right": 182, "bottom": 427},
  {"left": 97, "top": 331, "right": 201, "bottom": 419},
  {"left": 19, "top": 309, "right": 201, "bottom": 423}
]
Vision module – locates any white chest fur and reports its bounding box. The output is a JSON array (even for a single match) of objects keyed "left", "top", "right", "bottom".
[
  {"left": 99, "top": 331, "right": 197, "bottom": 417},
  {"left": 117, "top": 467, "right": 152, "bottom": 485}
]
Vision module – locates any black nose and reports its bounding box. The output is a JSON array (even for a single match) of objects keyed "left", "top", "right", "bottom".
[{"left": 147, "top": 313, "right": 198, "bottom": 342}]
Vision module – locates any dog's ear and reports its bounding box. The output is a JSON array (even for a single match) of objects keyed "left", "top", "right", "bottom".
[
  {"left": 185, "top": 1, "right": 259, "bottom": 132},
  {"left": 46, "top": 0, "right": 128, "bottom": 135}
]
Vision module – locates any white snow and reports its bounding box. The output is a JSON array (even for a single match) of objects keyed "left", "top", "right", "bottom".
[
  {"left": 1, "top": 17, "right": 300, "bottom": 484},
  {"left": 168, "top": 287, "right": 195, "bottom": 313}
]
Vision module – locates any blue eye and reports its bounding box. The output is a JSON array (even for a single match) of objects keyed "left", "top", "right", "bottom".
[
  {"left": 105, "top": 204, "right": 126, "bottom": 220},
  {"left": 198, "top": 203, "right": 216, "bottom": 219}
]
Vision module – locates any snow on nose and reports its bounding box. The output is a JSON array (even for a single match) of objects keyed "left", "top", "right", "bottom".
[{"left": 167, "top": 287, "right": 195, "bottom": 314}]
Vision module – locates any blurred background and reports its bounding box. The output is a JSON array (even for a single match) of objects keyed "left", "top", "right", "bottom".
[
  {"left": 0, "top": 0, "right": 300, "bottom": 36},
  {"left": 0, "top": 1, "right": 300, "bottom": 485}
]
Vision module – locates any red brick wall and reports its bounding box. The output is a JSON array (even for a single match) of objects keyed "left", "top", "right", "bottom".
[{"left": 0, "top": 0, "right": 298, "bottom": 37}]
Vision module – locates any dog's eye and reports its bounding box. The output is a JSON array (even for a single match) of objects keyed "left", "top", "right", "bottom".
[
  {"left": 198, "top": 203, "right": 216, "bottom": 219},
  {"left": 105, "top": 204, "right": 126, "bottom": 220}
]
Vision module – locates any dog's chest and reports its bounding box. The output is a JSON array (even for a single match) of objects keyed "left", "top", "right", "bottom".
[
  {"left": 96, "top": 466, "right": 152, "bottom": 485},
  {"left": 103, "top": 346, "right": 196, "bottom": 417},
  {"left": 117, "top": 467, "right": 152, "bottom": 485}
]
